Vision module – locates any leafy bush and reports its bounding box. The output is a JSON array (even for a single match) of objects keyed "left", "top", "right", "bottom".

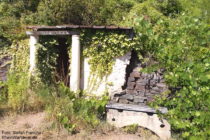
[
  {"left": 134, "top": 15, "right": 209, "bottom": 138},
  {"left": 0, "top": 1, "right": 26, "bottom": 47},
  {"left": 1, "top": 39, "right": 30, "bottom": 112},
  {"left": 6, "top": 72, "right": 29, "bottom": 112},
  {"left": 46, "top": 83, "right": 109, "bottom": 133},
  {"left": 36, "top": 37, "right": 60, "bottom": 85},
  {"left": 6, "top": 72, "right": 44, "bottom": 112}
]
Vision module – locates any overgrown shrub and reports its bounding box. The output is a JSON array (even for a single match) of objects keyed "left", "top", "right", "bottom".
[
  {"left": 46, "top": 83, "right": 109, "bottom": 133},
  {"left": 2, "top": 39, "right": 30, "bottom": 112},
  {"left": 36, "top": 37, "right": 60, "bottom": 85},
  {"left": 134, "top": 15, "right": 209, "bottom": 139},
  {"left": 6, "top": 72, "right": 45, "bottom": 112},
  {"left": 7, "top": 72, "right": 29, "bottom": 112}
]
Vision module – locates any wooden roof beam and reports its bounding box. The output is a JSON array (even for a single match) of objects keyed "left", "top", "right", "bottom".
[{"left": 26, "top": 30, "right": 79, "bottom": 36}]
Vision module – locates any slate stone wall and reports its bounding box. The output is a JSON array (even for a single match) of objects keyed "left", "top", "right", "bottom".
[
  {"left": 125, "top": 66, "right": 167, "bottom": 101},
  {"left": 112, "top": 51, "right": 168, "bottom": 105}
]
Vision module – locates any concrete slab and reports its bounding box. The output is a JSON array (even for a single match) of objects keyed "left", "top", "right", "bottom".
[{"left": 106, "top": 107, "right": 171, "bottom": 140}]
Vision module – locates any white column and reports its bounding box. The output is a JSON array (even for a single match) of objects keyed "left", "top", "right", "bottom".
[
  {"left": 70, "top": 34, "right": 80, "bottom": 91},
  {"left": 29, "top": 34, "right": 39, "bottom": 73},
  {"left": 83, "top": 57, "right": 90, "bottom": 90}
]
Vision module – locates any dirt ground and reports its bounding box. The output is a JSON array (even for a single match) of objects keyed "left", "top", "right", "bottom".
[{"left": 0, "top": 112, "right": 160, "bottom": 140}]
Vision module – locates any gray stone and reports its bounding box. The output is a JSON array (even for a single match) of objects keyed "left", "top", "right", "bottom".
[
  {"left": 156, "top": 83, "right": 166, "bottom": 88},
  {"left": 160, "top": 79, "right": 165, "bottom": 83},
  {"left": 135, "top": 84, "right": 145, "bottom": 90},
  {"left": 108, "top": 100, "right": 117, "bottom": 104},
  {"left": 114, "top": 91, "right": 126, "bottom": 97},
  {"left": 145, "top": 84, "right": 152, "bottom": 90},
  {"left": 127, "top": 82, "right": 135, "bottom": 89},
  {"left": 146, "top": 96, "right": 154, "bottom": 102},
  {"left": 151, "top": 90, "right": 160, "bottom": 94},
  {"left": 121, "top": 94, "right": 134, "bottom": 101},
  {"left": 133, "top": 96, "right": 147, "bottom": 103},
  {"left": 135, "top": 81, "right": 147, "bottom": 86},
  {"left": 148, "top": 74, "right": 154, "bottom": 79},
  {"left": 126, "top": 89, "right": 135, "bottom": 94},
  {"left": 130, "top": 71, "right": 141, "bottom": 78},
  {"left": 115, "top": 97, "right": 119, "bottom": 102},
  {"left": 128, "top": 77, "right": 135, "bottom": 82},
  {"left": 149, "top": 80, "right": 157, "bottom": 86},
  {"left": 135, "top": 90, "right": 145, "bottom": 96},
  {"left": 141, "top": 73, "right": 148, "bottom": 78},
  {"left": 106, "top": 103, "right": 168, "bottom": 114},
  {"left": 153, "top": 86, "right": 161, "bottom": 92},
  {"left": 119, "top": 98, "right": 129, "bottom": 104}
]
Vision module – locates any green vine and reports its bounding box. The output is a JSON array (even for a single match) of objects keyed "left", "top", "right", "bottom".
[
  {"left": 81, "top": 30, "right": 139, "bottom": 78},
  {"left": 36, "top": 37, "right": 59, "bottom": 85},
  {"left": 37, "top": 36, "right": 72, "bottom": 85},
  {"left": 4, "top": 39, "right": 30, "bottom": 111}
]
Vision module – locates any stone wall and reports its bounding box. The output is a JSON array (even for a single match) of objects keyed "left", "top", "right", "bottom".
[
  {"left": 112, "top": 68, "right": 168, "bottom": 105},
  {"left": 125, "top": 66, "right": 167, "bottom": 101},
  {"left": 112, "top": 52, "right": 168, "bottom": 105}
]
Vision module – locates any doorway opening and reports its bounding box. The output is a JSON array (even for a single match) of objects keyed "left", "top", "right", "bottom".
[{"left": 55, "top": 37, "right": 70, "bottom": 86}]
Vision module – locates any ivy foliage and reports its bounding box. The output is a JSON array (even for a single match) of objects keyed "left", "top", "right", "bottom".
[
  {"left": 36, "top": 36, "right": 72, "bottom": 85},
  {"left": 1, "top": 40, "right": 30, "bottom": 111},
  {"left": 36, "top": 37, "right": 60, "bottom": 85},
  {"left": 82, "top": 30, "right": 139, "bottom": 78}
]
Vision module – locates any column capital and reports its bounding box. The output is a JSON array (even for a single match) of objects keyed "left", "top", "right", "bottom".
[
  {"left": 72, "top": 34, "right": 80, "bottom": 37},
  {"left": 26, "top": 31, "right": 39, "bottom": 36}
]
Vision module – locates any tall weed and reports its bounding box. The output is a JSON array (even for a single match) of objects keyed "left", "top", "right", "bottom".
[
  {"left": 7, "top": 72, "right": 29, "bottom": 112},
  {"left": 45, "top": 83, "right": 109, "bottom": 133}
]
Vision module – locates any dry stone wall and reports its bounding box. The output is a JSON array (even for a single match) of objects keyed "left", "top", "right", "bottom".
[{"left": 112, "top": 52, "right": 168, "bottom": 105}]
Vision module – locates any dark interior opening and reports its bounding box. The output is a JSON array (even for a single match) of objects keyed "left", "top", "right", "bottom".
[
  {"left": 122, "top": 50, "right": 140, "bottom": 90},
  {"left": 55, "top": 37, "right": 70, "bottom": 86}
]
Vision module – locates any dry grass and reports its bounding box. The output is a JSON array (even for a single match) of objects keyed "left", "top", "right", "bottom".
[{"left": 0, "top": 111, "right": 163, "bottom": 140}]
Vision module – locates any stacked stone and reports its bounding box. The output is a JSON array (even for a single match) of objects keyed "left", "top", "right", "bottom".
[
  {"left": 112, "top": 66, "right": 167, "bottom": 105},
  {"left": 112, "top": 91, "right": 148, "bottom": 105}
]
